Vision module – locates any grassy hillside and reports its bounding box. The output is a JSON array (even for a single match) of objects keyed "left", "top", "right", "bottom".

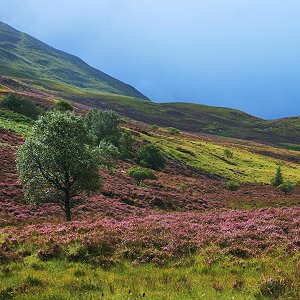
[
  {"left": 129, "top": 125, "right": 300, "bottom": 183},
  {"left": 2, "top": 106, "right": 299, "bottom": 184},
  {"left": 0, "top": 21, "right": 148, "bottom": 100},
  {"left": 2, "top": 108, "right": 300, "bottom": 299},
  {"left": 1, "top": 21, "right": 300, "bottom": 146}
]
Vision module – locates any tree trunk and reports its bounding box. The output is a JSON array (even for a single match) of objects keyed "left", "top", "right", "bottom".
[{"left": 64, "top": 190, "right": 71, "bottom": 222}]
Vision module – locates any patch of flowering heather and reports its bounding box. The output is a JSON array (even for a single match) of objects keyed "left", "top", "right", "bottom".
[{"left": 1, "top": 207, "right": 300, "bottom": 264}]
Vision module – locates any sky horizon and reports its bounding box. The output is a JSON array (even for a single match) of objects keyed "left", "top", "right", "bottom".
[{"left": 1, "top": 0, "right": 300, "bottom": 119}]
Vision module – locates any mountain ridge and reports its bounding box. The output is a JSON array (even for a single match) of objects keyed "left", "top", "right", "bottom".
[{"left": 0, "top": 21, "right": 148, "bottom": 100}]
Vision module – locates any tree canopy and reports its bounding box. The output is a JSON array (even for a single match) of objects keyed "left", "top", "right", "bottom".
[{"left": 17, "top": 111, "right": 102, "bottom": 221}]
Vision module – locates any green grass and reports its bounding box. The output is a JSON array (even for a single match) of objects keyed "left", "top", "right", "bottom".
[
  {"left": 0, "top": 21, "right": 148, "bottom": 100},
  {"left": 137, "top": 130, "right": 300, "bottom": 183},
  {"left": 0, "top": 250, "right": 299, "bottom": 299},
  {"left": 0, "top": 109, "right": 33, "bottom": 135}
]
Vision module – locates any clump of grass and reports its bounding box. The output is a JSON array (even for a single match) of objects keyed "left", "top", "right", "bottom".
[
  {"left": 257, "top": 276, "right": 295, "bottom": 299},
  {"left": 226, "top": 181, "right": 240, "bottom": 191},
  {"left": 24, "top": 275, "right": 44, "bottom": 287},
  {"left": 180, "top": 183, "right": 189, "bottom": 189}
]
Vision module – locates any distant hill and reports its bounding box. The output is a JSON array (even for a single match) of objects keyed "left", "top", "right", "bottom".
[
  {"left": 1, "top": 21, "right": 300, "bottom": 147},
  {"left": 0, "top": 21, "right": 148, "bottom": 100}
]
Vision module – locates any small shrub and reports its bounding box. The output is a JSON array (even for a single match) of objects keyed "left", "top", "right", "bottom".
[
  {"left": 278, "top": 181, "right": 294, "bottom": 195},
  {"left": 25, "top": 275, "right": 43, "bottom": 287},
  {"left": 224, "top": 149, "right": 234, "bottom": 159},
  {"left": 167, "top": 127, "right": 180, "bottom": 135},
  {"left": 74, "top": 269, "right": 86, "bottom": 277},
  {"left": 53, "top": 99, "right": 74, "bottom": 111},
  {"left": 137, "top": 144, "right": 166, "bottom": 171},
  {"left": 128, "top": 168, "right": 157, "bottom": 186},
  {"left": 1, "top": 94, "right": 41, "bottom": 119},
  {"left": 0, "top": 287, "right": 15, "bottom": 300},
  {"left": 271, "top": 166, "right": 283, "bottom": 187},
  {"left": 151, "top": 124, "right": 159, "bottom": 131},
  {"left": 180, "top": 184, "right": 189, "bottom": 189},
  {"left": 226, "top": 181, "right": 240, "bottom": 191},
  {"left": 37, "top": 244, "right": 62, "bottom": 261}
]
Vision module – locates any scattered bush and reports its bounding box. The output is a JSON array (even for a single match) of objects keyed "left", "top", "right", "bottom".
[
  {"left": 167, "top": 127, "right": 180, "bottom": 135},
  {"left": 226, "top": 181, "right": 240, "bottom": 191},
  {"left": 137, "top": 144, "right": 166, "bottom": 171},
  {"left": 53, "top": 99, "right": 74, "bottom": 111},
  {"left": 278, "top": 181, "right": 294, "bottom": 195},
  {"left": 224, "top": 149, "right": 234, "bottom": 159},
  {"left": 271, "top": 166, "right": 283, "bottom": 187},
  {"left": 1, "top": 94, "right": 41, "bottom": 119},
  {"left": 128, "top": 168, "right": 157, "bottom": 186}
]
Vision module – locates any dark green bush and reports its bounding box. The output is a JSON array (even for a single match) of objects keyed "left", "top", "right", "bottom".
[
  {"left": 224, "top": 149, "right": 234, "bottom": 159},
  {"left": 128, "top": 167, "right": 157, "bottom": 186},
  {"left": 271, "top": 166, "right": 283, "bottom": 187},
  {"left": 85, "top": 109, "right": 121, "bottom": 145},
  {"left": 167, "top": 127, "right": 180, "bottom": 135},
  {"left": 84, "top": 109, "right": 134, "bottom": 160},
  {"left": 118, "top": 132, "right": 134, "bottom": 159},
  {"left": 137, "top": 144, "right": 166, "bottom": 171},
  {"left": 226, "top": 181, "right": 240, "bottom": 191},
  {"left": 53, "top": 99, "right": 74, "bottom": 111},
  {"left": 1, "top": 94, "right": 41, "bottom": 119},
  {"left": 278, "top": 181, "right": 294, "bottom": 195}
]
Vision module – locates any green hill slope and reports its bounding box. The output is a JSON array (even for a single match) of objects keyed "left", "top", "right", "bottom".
[
  {"left": 0, "top": 21, "right": 148, "bottom": 100},
  {"left": 1, "top": 21, "right": 300, "bottom": 146}
]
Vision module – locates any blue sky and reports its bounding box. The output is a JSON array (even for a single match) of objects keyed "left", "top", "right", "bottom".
[{"left": 1, "top": 0, "right": 300, "bottom": 119}]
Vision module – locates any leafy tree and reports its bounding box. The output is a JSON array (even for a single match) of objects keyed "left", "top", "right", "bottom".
[
  {"left": 85, "top": 109, "right": 134, "bottom": 159},
  {"left": 53, "top": 99, "right": 74, "bottom": 111},
  {"left": 137, "top": 144, "right": 166, "bottom": 171},
  {"left": 128, "top": 167, "right": 157, "bottom": 186},
  {"left": 118, "top": 132, "right": 134, "bottom": 159},
  {"left": 271, "top": 166, "right": 283, "bottom": 187},
  {"left": 224, "top": 149, "right": 234, "bottom": 159},
  {"left": 278, "top": 181, "right": 294, "bottom": 195},
  {"left": 85, "top": 109, "right": 121, "bottom": 145},
  {"left": 96, "top": 140, "right": 120, "bottom": 172},
  {"left": 226, "top": 181, "right": 240, "bottom": 191},
  {"left": 16, "top": 111, "right": 102, "bottom": 222},
  {"left": 1, "top": 94, "right": 41, "bottom": 119}
]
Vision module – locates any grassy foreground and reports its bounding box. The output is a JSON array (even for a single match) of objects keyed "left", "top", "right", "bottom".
[{"left": 1, "top": 250, "right": 299, "bottom": 300}]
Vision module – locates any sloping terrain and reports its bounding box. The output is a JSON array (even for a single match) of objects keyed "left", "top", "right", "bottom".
[
  {"left": 1, "top": 21, "right": 300, "bottom": 147},
  {"left": 0, "top": 21, "right": 148, "bottom": 100},
  {"left": 1, "top": 105, "right": 300, "bottom": 298}
]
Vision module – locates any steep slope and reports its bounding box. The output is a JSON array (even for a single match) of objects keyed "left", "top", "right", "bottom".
[
  {"left": 0, "top": 21, "right": 148, "bottom": 100},
  {"left": 1, "top": 21, "right": 300, "bottom": 146}
]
